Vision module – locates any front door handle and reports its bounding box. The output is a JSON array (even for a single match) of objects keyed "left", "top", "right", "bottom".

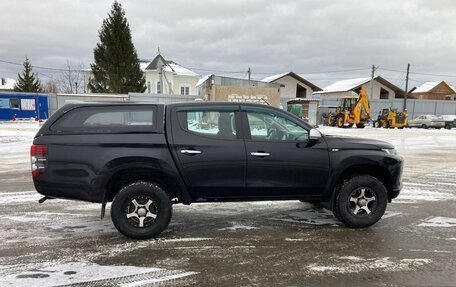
[
  {"left": 180, "top": 150, "right": 202, "bottom": 155},
  {"left": 251, "top": 152, "right": 270, "bottom": 157}
]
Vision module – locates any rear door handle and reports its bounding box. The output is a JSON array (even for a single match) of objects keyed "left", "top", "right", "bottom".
[
  {"left": 251, "top": 152, "right": 270, "bottom": 157},
  {"left": 180, "top": 150, "right": 202, "bottom": 155}
]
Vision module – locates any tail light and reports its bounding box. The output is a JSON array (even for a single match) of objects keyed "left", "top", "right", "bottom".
[{"left": 31, "top": 144, "right": 48, "bottom": 178}]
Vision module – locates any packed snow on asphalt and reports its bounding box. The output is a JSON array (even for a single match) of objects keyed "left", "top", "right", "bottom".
[{"left": 0, "top": 120, "right": 455, "bottom": 286}]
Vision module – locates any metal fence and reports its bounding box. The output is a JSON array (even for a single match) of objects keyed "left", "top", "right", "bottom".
[{"left": 319, "top": 98, "right": 456, "bottom": 119}]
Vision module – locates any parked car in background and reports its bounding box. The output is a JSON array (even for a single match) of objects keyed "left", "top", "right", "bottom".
[
  {"left": 441, "top": 115, "right": 456, "bottom": 129},
  {"left": 408, "top": 115, "right": 445, "bottom": 129}
]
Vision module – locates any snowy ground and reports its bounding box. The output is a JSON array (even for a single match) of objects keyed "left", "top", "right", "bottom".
[{"left": 0, "top": 121, "right": 455, "bottom": 286}]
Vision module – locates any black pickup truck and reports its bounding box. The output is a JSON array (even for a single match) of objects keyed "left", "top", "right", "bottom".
[{"left": 31, "top": 102, "right": 403, "bottom": 239}]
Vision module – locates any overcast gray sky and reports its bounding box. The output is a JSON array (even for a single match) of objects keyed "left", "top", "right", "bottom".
[{"left": 1, "top": 0, "right": 456, "bottom": 89}]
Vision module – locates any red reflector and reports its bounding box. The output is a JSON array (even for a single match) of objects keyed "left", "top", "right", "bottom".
[
  {"left": 31, "top": 145, "right": 48, "bottom": 155},
  {"left": 32, "top": 171, "right": 42, "bottom": 178}
]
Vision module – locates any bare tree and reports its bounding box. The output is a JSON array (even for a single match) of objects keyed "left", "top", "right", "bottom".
[
  {"left": 41, "top": 80, "right": 59, "bottom": 93},
  {"left": 59, "top": 60, "right": 85, "bottom": 94}
]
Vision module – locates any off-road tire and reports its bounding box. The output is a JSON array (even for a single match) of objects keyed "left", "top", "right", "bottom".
[
  {"left": 337, "top": 116, "right": 345, "bottom": 128},
  {"left": 334, "top": 175, "right": 387, "bottom": 228},
  {"left": 111, "top": 181, "right": 172, "bottom": 239},
  {"left": 356, "top": 123, "right": 365, "bottom": 128},
  {"left": 328, "top": 115, "right": 337, "bottom": 127},
  {"left": 388, "top": 120, "right": 394, "bottom": 129}
]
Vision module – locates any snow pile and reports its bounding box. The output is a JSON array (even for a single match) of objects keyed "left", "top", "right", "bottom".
[
  {"left": 0, "top": 121, "right": 40, "bottom": 173},
  {"left": 0, "top": 262, "right": 196, "bottom": 287},
  {"left": 218, "top": 222, "right": 259, "bottom": 231},
  {"left": 307, "top": 256, "right": 431, "bottom": 274},
  {"left": 418, "top": 217, "right": 456, "bottom": 228}
]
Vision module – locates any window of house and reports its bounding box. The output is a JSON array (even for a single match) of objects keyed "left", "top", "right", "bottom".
[
  {"left": 296, "top": 85, "right": 307, "bottom": 98},
  {"left": 178, "top": 110, "right": 237, "bottom": 140},
  {"left": 156, "top": 81, "right": 161, "bottom": 94},
  {"left": 246, "top": 110, "right": 308, "bottom": 141},
  {"left": 180, "top": 85, "right": 190, "bottom": 96},
  {"left": 380, "top": 88, "right": 389, "bottom": 99}
]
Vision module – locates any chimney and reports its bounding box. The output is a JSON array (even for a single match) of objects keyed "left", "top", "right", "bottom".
[{"left": 1, "top": 78, "right": 5, "bottom": 86}]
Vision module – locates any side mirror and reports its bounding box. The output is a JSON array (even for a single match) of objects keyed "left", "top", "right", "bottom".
[{"left": 309, "top": 128, "right": 322, "bottom": 141}]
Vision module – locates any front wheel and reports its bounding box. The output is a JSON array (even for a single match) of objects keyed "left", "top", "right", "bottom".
[
  {"left": 334, "top": 175, "right": 387, "bottom": 228},
  {"left": 111, "top": 181, "right": 172, "bottom": 239},
  {"left": 356, "top": 123, "right": 365, "bottom": 128}
]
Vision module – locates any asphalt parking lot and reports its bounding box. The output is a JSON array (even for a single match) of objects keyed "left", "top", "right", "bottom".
[{"left": 0, "top": 123, "right": 455, "bottom": 286}]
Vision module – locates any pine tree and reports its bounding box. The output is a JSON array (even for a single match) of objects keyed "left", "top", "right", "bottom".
[
  {"left": 14, "top": 57, "right": 41, "bottom": 92},
  {"left": 88, "top": 1, "right": 146, "bottom": 93}
]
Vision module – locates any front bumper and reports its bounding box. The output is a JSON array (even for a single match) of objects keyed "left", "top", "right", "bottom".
[{"left": 389, "top": 156, "right": 404, "bottom": 200}]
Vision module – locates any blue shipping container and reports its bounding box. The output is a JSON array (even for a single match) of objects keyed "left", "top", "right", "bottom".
[{"left": 0, "top": 92, "right": 48, "bottom": 120}]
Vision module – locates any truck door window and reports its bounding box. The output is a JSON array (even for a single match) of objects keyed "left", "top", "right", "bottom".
[
  {"left": 246, "top": 111, "right": 308, "bottom": 141},
  {"left": 178, "top": 110, "right": 237, "bottom": 140}
]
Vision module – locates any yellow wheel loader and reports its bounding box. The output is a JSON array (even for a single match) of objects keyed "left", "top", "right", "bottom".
[
  {"left": 375, "top": 108, "right": 408, "bottom": 129},
  {"left": 327, "top": 88, "right": 371, "bottom": 128}
]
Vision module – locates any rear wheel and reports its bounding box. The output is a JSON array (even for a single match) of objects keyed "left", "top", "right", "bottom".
[
  {"left": 445, "top": 124, "right": 451, "bottom": 130},
  {"left": 111, "top": 181, "right": 172, "bottom": 239},
  {"left": 327, "top": 115, "right": 336, "bottom": 127},
  {"left": 334, "top": 175, "right": 387, "bottom": 228},
  {"left": 337, "top": 116, "right": 345, "bottom": 128},
  {"left": 382, "top": 120, "right": 389, "bottom": 128},
  {"left": 421, "top": 124, "right": 428, "bottom": 129}
]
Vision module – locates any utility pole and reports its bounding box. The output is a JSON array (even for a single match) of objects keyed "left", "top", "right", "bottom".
[
  {"left": 369, "top": 64, "right": 376, "bottom": 99},
  {"left": 403, "top": 63, "right": 410, "bottom": 112},
  {"left": 248, "top": 67, "right": 251, "bottom": 81},
  {"left": 158, "top": 63, "right": 163, "bottom": 94}
]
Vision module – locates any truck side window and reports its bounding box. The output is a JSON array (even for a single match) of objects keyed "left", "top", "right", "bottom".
[
  {"left": 246, "top": 111, "right": 308, "bottom": 141},
  {"left": 50, "top": 106, "right": 156, "bottom": 133},
  {"left": 178, "top": 110, "right": 237, "bottom": 140}
]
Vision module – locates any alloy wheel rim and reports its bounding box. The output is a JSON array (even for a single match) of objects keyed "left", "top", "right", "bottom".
[
  {"left": 125, "top": 196, "right": 158, "bottom": 228},
  {"left": 348, "top": 187, "right": 377, "bottom": 215}
]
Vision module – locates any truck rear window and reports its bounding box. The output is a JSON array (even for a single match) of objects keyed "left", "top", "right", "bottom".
[{"left": 50, "top": 106, "right": 156, "bottom": 133}]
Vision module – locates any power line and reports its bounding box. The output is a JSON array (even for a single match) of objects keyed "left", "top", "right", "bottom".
[
  {"left": 186, "top": 67, "right": 245, "bottom": 74},
  {"left": 2, "top": 56, "right": 456, "bottom": 81},
  {"left": 253, "top": 67, "right": 369, "bottom": 75},
  {"left": 378, "top": 66, "right": 456, "bottom": 78},
  {"left": 0, "top": 59, "right": 72, "bottom": 72}
]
